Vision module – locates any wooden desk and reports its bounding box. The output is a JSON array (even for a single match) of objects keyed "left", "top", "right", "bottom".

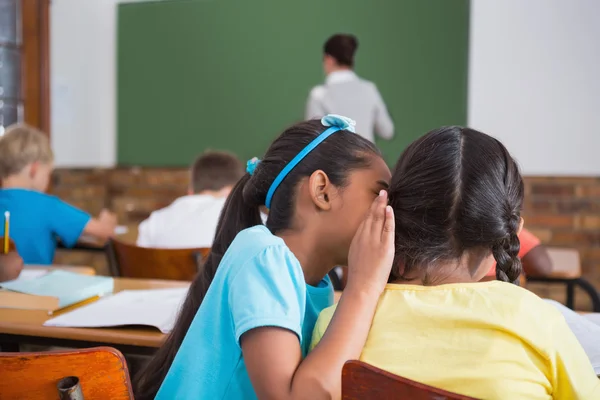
[
  {"left": 0, "top": 277, "right": 189, "bottom": 355},
  {"left": 57, "top": 225, "right": 139, "bottom": 253},
  {"left": 24, "top": 265, "right": 96, "bottom": 276}
]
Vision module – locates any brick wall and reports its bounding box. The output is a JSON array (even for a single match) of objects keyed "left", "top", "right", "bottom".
[
  {"left": 523, "top": 177, "right": 600, "bottom": 309},
  {"left": 51, "top": 167, "right": 188, "bottom": 275},
  {"left": 50, "top": 169, "right": 600, "bottom": 308},
  {"left": 524, "top": 177, "right": 600, "bottom": 277}
]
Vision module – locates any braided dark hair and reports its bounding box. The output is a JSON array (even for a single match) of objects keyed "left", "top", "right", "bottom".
[
  {"left": 388, "top": 126, "right": 524, "bottom": 285},
  {"left": 493, "top": 216, "right": 522, "bottom": 284}
]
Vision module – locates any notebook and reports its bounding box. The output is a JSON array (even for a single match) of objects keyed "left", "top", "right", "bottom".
[
  {"left": 0, "top": 270, "right": 114, "bottom": 312},
  {"left": 545, "top": 300, "right": 600, "bottom": 374},
  {"left": 44, "top": 287, "right": 188, "bottom": 333}
]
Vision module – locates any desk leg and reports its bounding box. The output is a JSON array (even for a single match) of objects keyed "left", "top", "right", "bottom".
[{"left": 0, "top": 342, "right": 19, "bottom": 352}]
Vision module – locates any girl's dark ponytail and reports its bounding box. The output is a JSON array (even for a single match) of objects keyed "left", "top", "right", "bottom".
[{"left": 134, "top": 173, "right": 262, "bottom": 400}]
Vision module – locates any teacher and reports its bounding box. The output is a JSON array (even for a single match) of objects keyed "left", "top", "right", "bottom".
[{"left": 305, "top": 33, "right": 394, "bottom": 142}]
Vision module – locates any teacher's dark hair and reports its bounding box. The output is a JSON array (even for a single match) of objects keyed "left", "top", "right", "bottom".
[
  {"left": 324, "top": 34, "right": 358, "bottom": 67},
  {"left": 133, "top": 119, "right": 380, "bottom": 399},
  {"left": 388, "top": 126, "right": 524, "bottom": 285}
]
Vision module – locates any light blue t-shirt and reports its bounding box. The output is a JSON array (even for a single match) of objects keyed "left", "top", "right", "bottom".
[
  {"left": 156, "top": 225, "right": 334, "bottom": 399},
  {"left": 0, "top": 188, "right": 91, "bottom": 264}
]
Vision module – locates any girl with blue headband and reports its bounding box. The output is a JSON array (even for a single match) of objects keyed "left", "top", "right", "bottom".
[{"left": 135, "top": 115, "right": 394, "bottom": 399}]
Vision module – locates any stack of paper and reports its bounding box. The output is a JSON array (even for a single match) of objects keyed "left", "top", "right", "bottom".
[
  {"left": 0, "top": 270, "right": 114, "bottom": 313},
  {"left": 44, "top": 288, "right": 188, "bottom": 333}
]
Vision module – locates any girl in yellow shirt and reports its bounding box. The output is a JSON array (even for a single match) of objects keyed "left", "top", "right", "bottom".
[{"left": 312, "top": 126, "right": 600, "bottom": 399}]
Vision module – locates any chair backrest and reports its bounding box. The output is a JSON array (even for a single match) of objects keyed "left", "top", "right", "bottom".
[
  {"left": 0, "top": 347, "right": 133, "bottom": 400},
  {"left": 546, "top": 247, "right": 582, "bottom": 279},
  {"left": 342, "top": 360, "right": 477, "bottom": 400},
  {"left": 0, "top": 236, "right": 16, "bottom": 252},
  {"left": 108, "top": 239, "right": 210, "bottom": 280}
]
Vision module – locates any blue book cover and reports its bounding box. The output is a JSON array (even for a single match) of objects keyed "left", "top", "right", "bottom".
[{"left": 1, "top": 270, "right": 114, "bottom": 308}]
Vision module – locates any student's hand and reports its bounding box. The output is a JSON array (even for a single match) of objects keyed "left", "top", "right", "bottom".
[
  {"left": 99, "top": 209, "right": 117, "bottom": 227},
  {"left": 346, "top": 190, "right": 395, "bottom": 297},
  {"left": 0, "top": 252, "right": 24, "bottom": 282},
  {"left": 84, "top": 209, "right": 118, "bottom": 240},
  {"left": 99, "top": 209, "right": 118, "bottom": 238}
]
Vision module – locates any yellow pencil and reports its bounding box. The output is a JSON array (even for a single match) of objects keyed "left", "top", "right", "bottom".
[{"left": 3, "top": 211, "right": 9, "bottom": 254}]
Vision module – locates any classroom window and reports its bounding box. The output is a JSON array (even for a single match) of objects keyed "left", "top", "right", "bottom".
[{"left": 0, "top": 0, "right": 23, "bottom": 135}]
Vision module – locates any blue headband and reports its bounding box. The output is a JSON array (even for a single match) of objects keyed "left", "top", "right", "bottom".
[{"left": 264, "top": 114, "right": 356, "bottom": 209}]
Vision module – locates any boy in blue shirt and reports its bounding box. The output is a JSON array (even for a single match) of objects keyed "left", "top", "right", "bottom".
[{"left": 0, "top": 124, "right": 117, "bottom": 265}]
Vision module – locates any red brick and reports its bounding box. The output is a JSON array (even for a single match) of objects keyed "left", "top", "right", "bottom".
[
  {"left": 52, "top": 186, "right": 106, "bottom": 199},
  {"left": 579, "top": 215, "right": 600, "bottom": 230},
  {"left": 52, "top": 168, "right": 107, "bottom": 186},
  {"left": 523, "top": 199, "right": 555, "bottom": 213},
  {"left": 576, "top": 185, "right": 600, "bottom": 198},
  {"left": 579, "top": 248, "right": 600, "bottom": 261},
  {"left": 551, "top": 231, "right": 600, "bottom": 247},
  {"left": 527, "top": 228, "right": 553, "bottom": 242},
  {"left": 108, "top": 187, "right": 183, "bottom": 199},
  {"left": 556, "top": 199, "right": 600, "bottom": 214},
  {"left": 525, "top": 215, "right": 575, "bottom": 228},
  {"left": 108, "top": 168, "right": 189, "bottom": 189},
  {"left": 529, "top": 184, "right": 575, "bottom": 197},
  {"left": 524, "top": 176, "right": 599, "bottom": 185}
]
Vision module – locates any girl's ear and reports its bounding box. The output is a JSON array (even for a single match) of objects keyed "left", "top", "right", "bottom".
[
  {"left": 308, "top": 169, "right": 333, "bottom": 211},
  {"left": 517, "top": 217, "right": 524, "bottom": 235}
]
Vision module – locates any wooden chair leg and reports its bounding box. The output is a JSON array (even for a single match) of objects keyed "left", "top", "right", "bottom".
[{"left": 106, "top": 240, "right": 121, "bottom": 277}]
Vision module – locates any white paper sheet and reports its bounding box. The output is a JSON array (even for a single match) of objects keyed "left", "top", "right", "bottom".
[
  {"left": 44, "top": 287, "right": 189, "bottom": 333},
  {"left": 114, "top": 225, "right": 129, "bottom": 235},
  {"left": 545, "top": 300, "right": 600, "bottom": 374}
]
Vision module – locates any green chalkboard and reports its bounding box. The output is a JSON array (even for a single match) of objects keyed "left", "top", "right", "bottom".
[{"left": 117, "top": 0, "right": 469, "bottom": 166}]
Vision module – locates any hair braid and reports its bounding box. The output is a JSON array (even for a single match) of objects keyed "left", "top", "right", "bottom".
[{"left": 493, "top": 214, "right": 522, "bottom": 284}]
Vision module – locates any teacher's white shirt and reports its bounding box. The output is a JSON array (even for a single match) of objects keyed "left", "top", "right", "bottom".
[{"left": 305, "top": 70, "right": 394, "bottom": 142}]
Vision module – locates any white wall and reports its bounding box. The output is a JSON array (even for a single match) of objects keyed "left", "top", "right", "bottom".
[
  {"left": 50, "top": 1, "right": 600, "bottom": 174},
  {"left": 50, "top": 0, "right": 121, "bottom": 167},
  {"left": 468, "top": 0, "right": 600, "bottom": 175}
]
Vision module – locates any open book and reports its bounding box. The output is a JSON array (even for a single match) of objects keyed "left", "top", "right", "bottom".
[
  {"left": 44, "top": 288, "right": 188, "bottom": 333},
  {"left": 545, "top": 300, "right": 600, "bottom": 375}
]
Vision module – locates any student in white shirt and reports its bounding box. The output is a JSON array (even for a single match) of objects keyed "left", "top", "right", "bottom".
[
  {"left": 305, "top": 33, "right": 394, "bottom": 142},
  {"left": 137, "top": 151, "right": 244, "bottom": 249}
]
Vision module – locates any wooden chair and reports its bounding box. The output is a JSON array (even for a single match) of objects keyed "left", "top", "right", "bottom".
[
  {"left": 342, "top": 360, "right": 477, "bottom": 400},
  {"left": 0, "top": 347, "right": 133, "bottom": 399},
  {"left": 527, "top": 247, "right": 600, "bottom": 311},
  {"left": 107, "top": 238, "right": 210, "bottom": 280}
]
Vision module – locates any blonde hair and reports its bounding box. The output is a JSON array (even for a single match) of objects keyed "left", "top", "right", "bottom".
[{"left": 0, "top": 124, "right": 54, "bottom": 179}]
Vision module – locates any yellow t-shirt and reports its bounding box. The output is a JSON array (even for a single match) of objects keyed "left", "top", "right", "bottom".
[{"left": 311, "top": 281, "right": 600, "bottom": 399}]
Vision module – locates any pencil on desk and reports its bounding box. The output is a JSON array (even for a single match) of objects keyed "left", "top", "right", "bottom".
[{"left": 3, "top": 211, "right": 9, "bottom": 254}]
